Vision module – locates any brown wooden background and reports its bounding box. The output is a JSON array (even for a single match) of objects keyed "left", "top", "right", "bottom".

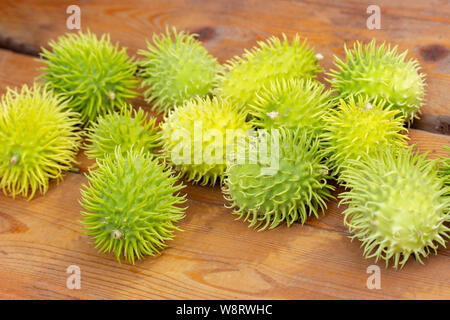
[{"left": 0, "top": 0, "right": 449, "bottom": 299}]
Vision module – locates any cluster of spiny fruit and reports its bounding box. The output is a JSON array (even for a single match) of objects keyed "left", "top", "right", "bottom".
[{"left": 0, "top": 27, "right": 448, "bottom": 268}]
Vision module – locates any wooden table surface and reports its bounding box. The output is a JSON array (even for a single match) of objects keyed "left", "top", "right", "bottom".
[{"left": 0, "top": 0, "right": 449, "bottom": 300}]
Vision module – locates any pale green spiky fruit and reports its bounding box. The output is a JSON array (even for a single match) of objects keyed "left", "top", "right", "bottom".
[
  {"left": 160, "top": 96, "right": 252, "bottom": 185},
  {"left": 249, "top": 78, "right": 333, "bottom": 136},
  {"left": 40, "top": 30, "right": 139, "bottom": 125},
  {"left": 223, "top": 128, "right": 335, "bottom": 231},
  {"left": 138, "top": 27, "right": 219, "bottom": 114},
  {"left": 85, "top": 106, "right": 160, "bottom": 162},
  {"left": 217, "top": 34, "right": 323, "bottom": 112},
  {"left": 80, "top": 148, "right": 186, "bottom": 264},
  {"left": 0, "top": 84, "right": 81, "bottom": 199},
  {"left": 340, "top": 146, "right": 450, "bottom": 269},
  {"left": 322, "top": 95, "right": 408, "bottom": 177},
  {"left": 328, "top": 40, "right": 425, "bottom": 123}
]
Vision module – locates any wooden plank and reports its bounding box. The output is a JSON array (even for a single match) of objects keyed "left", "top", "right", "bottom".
[
  {"left": 409, "top": 129, "right": 450, "bottom": 158},
  {"left": 0, "top": 0, "right": 449, "bottom": 133}
]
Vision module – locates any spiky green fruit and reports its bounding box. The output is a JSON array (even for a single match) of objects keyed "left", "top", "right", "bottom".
[
  {"left": 249, "top": 78, "right": 332, "bottom": 136},
  {"left": 138, "top": 27, "right": 219, "bottom": 114},
  {"left": 85, "top": 106, "right": 160, "bottom": 162},
  {"left": 223, "top": 128, "right": 334, "bottom": 230},
  {"left": 40, "top": 30, "right": 139, "bottom": 125},
  {"left": 0, "top": 84, "right": 81, "bottom": 199},
  {"left": 80, "top": 148, "right": 186, "bottom": 264},
  {"left": 328, "top": 40, "right": 425, "bottom": 122},
  {"left": 160, "top": 96, "right": 251, "bottom": 185},
  {"left": 217, "top": 34, "right": 322, "bottom": 112},
  {"left": 322, "top": 95, "right": 408, "bottom": 176},
  {"left": 340, "top": 147, "right": 450, "bottom": 268}
]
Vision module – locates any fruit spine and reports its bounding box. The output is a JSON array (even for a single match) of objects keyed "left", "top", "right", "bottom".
[{"left": 440, "top": 146, "right": 450, "bottom": 188}]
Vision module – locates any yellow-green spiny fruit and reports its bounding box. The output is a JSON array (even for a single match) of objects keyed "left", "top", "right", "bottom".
[
  {"left": 217, "top": 34, "right": 323, "bottom": 112},
  {"left": 340, "top": 146, "right": 450, "bottom": 268},
  {"left": 328, "top": 40, "right": 425, "bottom": 123},
  {"left": 249, "top": 78, "right": 333, "bottom": 136},
  {"left": 223, "top": 128, "right": 335, "bottom": 230},
  {"left": 85, "top": 106, "right": 161, "bottom": 162},
  {"left": 160, "top": 96, "right": 252, "bottom": 185},
  {"left": 40, "top": 30, "right": 139, "bottom": 125},
  {"left": 138, "top": 27, "right": 220, "bottom": 114},
  {"left": 80, "top": 147, "right": 186, "bottom": 264},
  {"left": 0, "top": 84, "right": 81, "bottom": 199},
  {"left": 322, "top": 95, "right": 408, "bottom": 177}
]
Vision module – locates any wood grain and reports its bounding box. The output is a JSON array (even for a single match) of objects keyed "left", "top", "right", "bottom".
[
  {"left": 0, "top": 1, "right": 449, "bottom": 300},
  {"left": 0, "top": 0, "right": 448, "bottom": 133}
]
